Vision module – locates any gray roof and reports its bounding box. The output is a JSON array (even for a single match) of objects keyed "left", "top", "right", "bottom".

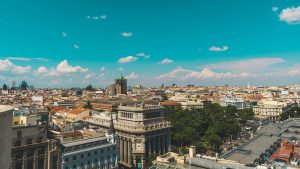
[
  {"left": 190, "top": 157, "right": 253, "bottom": 169},
  {"left": 0, "top": 105, "right": 13, "bottom": 113},
  {"left": 222, "top": 122, "right": 286, "bottom": 165},
  {"left": 224, "top": 134, "right": 278, "bottom": 164},
  {"left": 61, "top": 136, "right": 107, "bottom": 147}
]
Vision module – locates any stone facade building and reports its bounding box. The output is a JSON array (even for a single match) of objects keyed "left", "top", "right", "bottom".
[
  {"left": 0, "top": 105, "right": 13, "bottom": 169},
  {"left": 10, "top": 124, "right": 53, "bottom": 169},
  {"left": 58, "top": 131, "right": 118, "bottom": 169},
  {"left": 108, "top": 76, "right": 127, "bottom": 96},
  {"left": 85, "top": 103, "right": 172, "bottom": 169}
]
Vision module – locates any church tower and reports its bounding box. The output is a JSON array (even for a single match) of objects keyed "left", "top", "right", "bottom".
[{"left": 105, "top": 112, "right": 118, "bottom": 144}]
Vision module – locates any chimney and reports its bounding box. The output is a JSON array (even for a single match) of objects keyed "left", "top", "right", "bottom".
[{"left": 189, "top": 146, "right": 196, "bottom": 158}]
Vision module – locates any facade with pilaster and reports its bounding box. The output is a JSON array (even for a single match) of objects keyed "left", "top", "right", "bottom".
[
  {"left": 10, "top": 125, "right": 51, "bottom": 169},
  {"left": 85, "top": 103, "right": 172, "bottom": 169}
]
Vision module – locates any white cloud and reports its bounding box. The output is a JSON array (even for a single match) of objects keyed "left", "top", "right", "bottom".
[
  {"left": 98, "top": 73, "right": 106, "bottom": 79},
  {"left": 46, "top": 60, "right": 88, "bottom": 76},
  {"left": 272, "top": 7, "right": 279, "bottom": 12},
  {"left": 93, "top": 16, "right": 99, "bottom": 20},
  {"left": 4, "top": 57, "right": 49, "bottom": 62},
  {"left": 84, "top": 73, "right": 95, "bottom": 80},
  {"left": 36, "top": 66, "right": 47, "bottom": 74},
  {"left": 121, "top": 32, "right": 133, "bottom": 37},
  {"left": 87, "top": 15, "right": 106, "bottom": 20},
  {"left": 136, "top": 52, "right": 150, "bottom": 59},
  {"left": 157, "top": 67, "right": 254, "bottom": 82},
  {"left": 100, "top": 66, "right": 105, "bottom": 72},
  {"left": 209, "top": 45, "right": 229, "bottom": 52},
  {"left": 205, "top": 58, "right": 285, "bottom": 73},
  {"left": 279, "top": 6, "right": 300, "bottom": 24},
  {"left": 62, "top": 32, "right": 67, "bottom": 37},
  {"left": 33, "top": 58, "right": 49, "bottom": 62},
  {"left": 118, "top": 56, "right": 137, "bottom": 63},
  {"left": 117, "top": 67, "right": 124, "bottom": 71},
  {"left": 74, "top": 44, "right": 80, "bottom": 49},
  {"left": 158, "top": 58, "right": 173, "bottom": 64},
  {"left": 126, "top": 72, "right": 139, "bottom": 79},
  {"left": 0, "top": 59, "right": 31, "bottom": 74},
  {"left": 100, "top": 15, "right": 107, "bottom": 19}
]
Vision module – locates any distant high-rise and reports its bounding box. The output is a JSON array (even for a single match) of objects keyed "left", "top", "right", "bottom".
[{"left": 12, "top": 80, "right": 16, "bottom": 89}]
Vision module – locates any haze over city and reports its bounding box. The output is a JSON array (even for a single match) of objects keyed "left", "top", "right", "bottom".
[{"left": 1, "top": 0, "right": 300, "bottom": 87}]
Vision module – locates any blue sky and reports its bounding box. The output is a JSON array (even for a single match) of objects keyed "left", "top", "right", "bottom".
[{"left": 1, "top": 0, "right": 300, "bottom": 87}]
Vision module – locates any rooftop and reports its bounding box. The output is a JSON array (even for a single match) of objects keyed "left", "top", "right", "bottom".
[{"left": 0, "top": 105, "right": 14, "bottom": 113}]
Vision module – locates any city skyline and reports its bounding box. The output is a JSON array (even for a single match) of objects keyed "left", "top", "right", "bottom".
[{"left": 1, "top": 0, "right": 300, "bottom": 87}]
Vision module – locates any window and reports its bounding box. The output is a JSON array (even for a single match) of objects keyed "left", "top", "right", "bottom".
[
  {"left": 72, "top": 164, "right": 76, "bottom": 169},
  {"left": 87, "top": 152, "right": 91, "bottom": 157},
  {"left": 64, "top": 167, "right": 69, "bottom": 169},
  {"left": 14, "top": 140, "right": 21, "bottom": 147},
  {"left": 80, "top": 154, "right": 84, "bottom": 158},
  {"left": 94, "top": 151, "right": 98, "bottom": 155},
  {"left": 72, "top": 156, "right": 76, "bottom": 161},
  {"left": 17, "top": 131, "right": 22, "bottom": 138},
  {"left": 26, "top": 138, "right": 33, "bottom": 145},
  {"left": 64, "top": 158, "right": 69, "bottom": 162}
]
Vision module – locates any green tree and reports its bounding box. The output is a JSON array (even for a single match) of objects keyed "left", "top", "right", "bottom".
[
  {"left": 86, "top": 84, "right": 93, "bottom": 91},
  {"left": 20, "top": 80, "right": 28, "bottom": 90},
  {"left": 280, "top": 106, "right": 300, "bottom": 120},
  {"left": 238, "top": 108, "right": 254, "bottom": 124},
  {"left": 191, "top": 141, "right": 207, "bottom": 154},
  {"left": 167, "top": 101, "right": 242, "bottom": 154},
  {"left": 2, "top": 83, "right": 8, "bottom": 90}
]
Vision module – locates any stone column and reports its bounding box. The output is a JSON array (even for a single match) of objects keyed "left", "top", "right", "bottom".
[
  {"left": 157, "top": 136, "right": 161, "bottom": 155},
  {"left": 128, "top": 139, "right": 132, "bottom": 166},
  {"left": 148, "top": 138, "right": 152, "bottom": 156},
  {"left": 161, "top": 135, "right": 165, "bottom": 154},
  {"left": 164, "top": 135, "right": 168, "bottom": 153},
  {"left": 133, "top": 155, "right": 137, "bottom": 168},
  {"left": 120, "top": 138, "right": 124, "bottom": 162},
  {"left": 22, "top": 151, "right": 27, "bottom": 169},
  {"left": 44, "top": 148, "right": 48, "bottom": 169},
  {"left": 141, "top": 155, "right": 145, "bottom": 169},
  {"left": 167, "top": 134, "right": 171, "bottom": 151},
  {"left": 124, "top": 139, "right": 128, "bottom": 164},
  {"left": 153, "top": 137, "right": 157, "bottom": 154},
  {"left": 33, "top": 149, "right": 38, "bottom": 169}
]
